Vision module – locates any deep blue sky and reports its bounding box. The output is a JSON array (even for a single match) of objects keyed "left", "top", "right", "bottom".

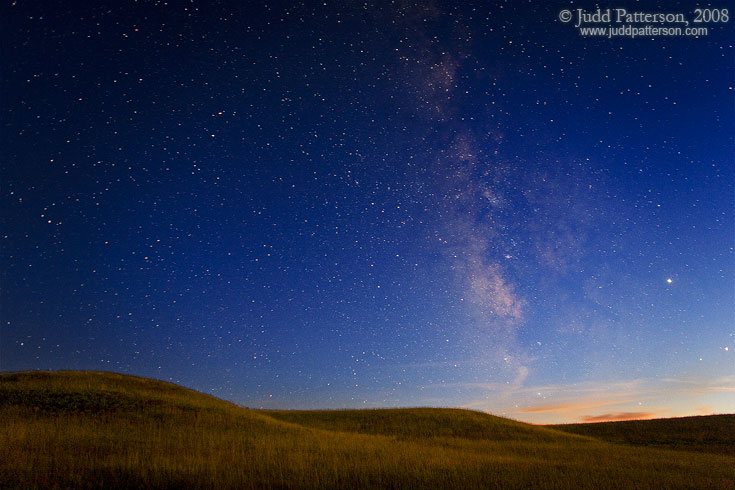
[{"left": 2, "top": 1, "right": 733, "bottom": 423}]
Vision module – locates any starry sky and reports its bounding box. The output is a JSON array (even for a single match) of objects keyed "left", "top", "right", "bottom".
[{"left": 2, "top": 1, "right": 733, "bottom": 424}]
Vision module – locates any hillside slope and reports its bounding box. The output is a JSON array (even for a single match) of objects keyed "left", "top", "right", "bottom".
[
  {"left": 2, "top": 370, "right": 733, "bottom": 490},
  {"left": 265, "top": 407, "right": 567, "bottom": 441},
  {"left": 552, "top": 414, "right": 735, "bottom": 455}
]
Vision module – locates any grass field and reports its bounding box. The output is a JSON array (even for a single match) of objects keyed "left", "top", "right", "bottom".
[{"left": 1, "top": 371, "right": 733, "bottom": 489}]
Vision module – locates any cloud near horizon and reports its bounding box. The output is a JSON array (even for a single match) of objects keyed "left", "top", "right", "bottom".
[
  {"left": 451, "top": 374, "right": 735, "bottom": 424},
  {"left": 513, "top": 399, "right": 634, "bottom": 414},
  {"left": 579, "top": 412, "right": 661, "bottom": 423}
]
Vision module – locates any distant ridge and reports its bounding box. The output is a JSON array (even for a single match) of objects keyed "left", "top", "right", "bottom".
[{"left": 551, "top": 414, "right": 735, "bottom": 455}]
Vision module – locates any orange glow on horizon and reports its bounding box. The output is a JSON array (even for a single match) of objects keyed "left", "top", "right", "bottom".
[{"left": 578, "top": 412, "right": 660, "bottom": 423}]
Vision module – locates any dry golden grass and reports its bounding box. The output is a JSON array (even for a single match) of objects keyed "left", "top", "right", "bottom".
[{"left": 1, "top": 370, "right": 733, "bottom": 489}]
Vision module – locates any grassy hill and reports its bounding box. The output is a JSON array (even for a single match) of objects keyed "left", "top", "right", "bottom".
[
  {"left": 265, "top": 407, "right": 571, "bottom": 441},
  {"left": 551, "top": 414, "right": 735, "bottom": 456},
  {"left": 1, "top": 371, "right": 733, "bottom": 489}
]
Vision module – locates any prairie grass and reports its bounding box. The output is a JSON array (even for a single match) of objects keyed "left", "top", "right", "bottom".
[
  {"left": 1, "top": 371, "right": 733, "bottom": 489},
  {"left": 551, "top": 414, "right": 735, "bottom": 455}
]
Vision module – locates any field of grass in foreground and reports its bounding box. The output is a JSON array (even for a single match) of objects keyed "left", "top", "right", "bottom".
[{"left": 1, "top": 371, "right": 733, "bottom": 490}]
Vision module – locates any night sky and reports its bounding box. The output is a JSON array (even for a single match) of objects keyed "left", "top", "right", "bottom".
[{"left": 2, "top": 1, "right": 733, "bottom": 424}]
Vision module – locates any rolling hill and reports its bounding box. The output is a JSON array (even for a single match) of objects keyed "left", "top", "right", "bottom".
[
  {"left": 551, "top": 414, "right": 735, "bottom": 456},
  {"left": 1, "top": 370, "right": 733, "bottom": 489}
]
